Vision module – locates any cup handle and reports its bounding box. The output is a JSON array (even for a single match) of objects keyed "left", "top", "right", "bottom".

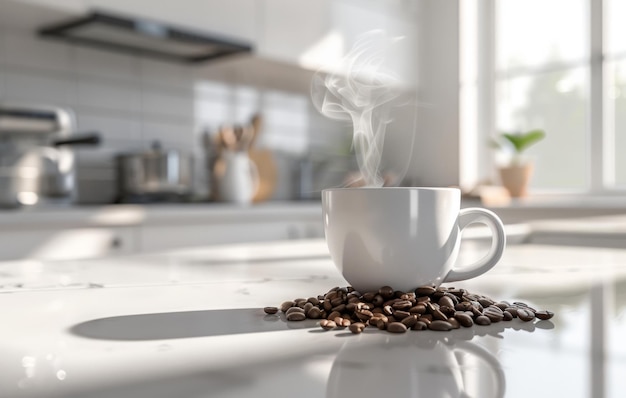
[
  {"left": 453, "top": 341, "right": 506, "bottom": 398},
  {"left": 445, "top": 208, "right": 506, "bottom": 282}
]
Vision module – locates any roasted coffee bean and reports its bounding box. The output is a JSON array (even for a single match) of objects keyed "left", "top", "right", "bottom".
[
  {"left": 432, "top": 309, "right": 448, "bottom": 321},
  {"left": 412, "top": 321, "right": 428, "bottom": 330},
  {"left": 440, "top": 306, "right": 456, "bottom": 317},
  {"left": 485, "top": 305, "right": 504, "bottom": 319},
  {"left": 496, "top": 301, "right": 510, "bottom": 310},
  {"left": 356, "top": 309, "right": 373, "bottom": 321},
  {"left": 505, "top": 307, "right": 518, "bottom": 317},
  {"left": 320, "top": 319, "right": 336, "bottom": 330},
  {"left": 517, "top": 309, "right": 535, "bottom": 322},
  {"left": 286, "top": 307, "right": 305, "bottom": 316},
  {"left": 415, "top": 286, "right": 436, "bottom": 296},
  {"left": 276, "top": 285, "right": 556, "bottom": 336},
  {"left": 387, "top": 322, "right": 408, "bottom": 333},
  {"left": 478, "top": 297, "right": 495, "bottom": 308},
  {"left": 447, "top": 318, "right": 461, "bottom": 329},
  {"left": 455, "top": 312, "right": 474, "bottom": 327},
  {"left": 307, "top": 297, "right": 320, "bottom": 306},
  {"left": 484, "top": 309, "right": 504, "bottom": 323},
  {"left": 280, "top": 301, "right": 295, "bottom": 312},
  {"left": 330, "top": 297, "right": 345, "bottom": 307},
  {"left": 439, "top": 296, "right": 455, "bottom": 308},
  {"left": 307, "top": 307, "right": 322, "bottom": 319},
  {"left": 418, "top": 317, "right": 432, "bottom": 325},
  {"left": 393, "top": 300, "right": 413, "bottom": 310},
  {"left": 287, "top": 312, "right": 306, "bottom": 321},
  {"left": 379, "top": 286, "right": 395, "bottom": 299},
  {"left": 425, "top": 302, "right": 438, "bottom": 313},
  {"left": 410, "top": 304, "right": 426, "bottom": 314},
  {"left": 471, "top": 306, "right": 483, "bottom": 318},
  {"left": 394, "top": 310, "right": 411, "bottom": 320},
  {"left": 535, "top": 310, "right": 554, "bottom": 320},
  {"left": 448, "top": 288, "right": 465, "bottom": 298},
  {"left": 371, "top": 313, "right": 388, "bottom": 321},
  {"left": 362, "top": 292, "right": 376, "bottom": 302},
  {"left": 429, "top": 320, "right": 453, "bottom": 331},
  {"left": 332, "top": 304, "right": 346, "bottom": 313},
  {"left": 401, "top": 315, "right": 419, "bottom": 328},
  {"left": 465, "top": 293, "right": 480, "bottom": 301},
  {"left": 514, "top": 302, "right": 537, "bottom": 313},
  {"left": 349, "top": 322, "right": 366, "bottom": 334}
]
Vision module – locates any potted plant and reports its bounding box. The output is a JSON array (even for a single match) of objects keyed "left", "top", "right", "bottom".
[{"left": 491, "top": 129, "right": 545, "bottom": 197}]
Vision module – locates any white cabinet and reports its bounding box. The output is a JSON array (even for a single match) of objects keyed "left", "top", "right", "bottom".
[
  {"left": 258, "top": 0, "right": 333, "bottom": 66},
  {"left": 0, "top": 204, "right": 323, "bottom": 261},
  {"left": 139, "top": 220, "right": 324, "bottom": 253},
  {"left": 0, "top": 227, "right": 136, "bottom": 261},
  {"left": 258, "top": 0, "right": 418, "bottom": 79},
  {"left": 16, "top": 0, "right": 86, "bottom": 13}
]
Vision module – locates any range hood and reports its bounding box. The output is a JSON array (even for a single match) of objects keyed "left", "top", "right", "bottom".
[{"left": 38, "top": 11, "right": 252, "bottom": 63}]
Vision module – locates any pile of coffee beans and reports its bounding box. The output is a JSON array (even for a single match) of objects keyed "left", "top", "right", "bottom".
[{"left": 264, "top": 285, "right": 554, "bottom": 334}]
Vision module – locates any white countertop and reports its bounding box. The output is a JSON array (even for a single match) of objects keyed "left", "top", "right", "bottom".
[{"left": 2, "top": 237, "right": 626, "bottom": 397}]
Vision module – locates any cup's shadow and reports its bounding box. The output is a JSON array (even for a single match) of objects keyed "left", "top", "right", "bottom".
[{"left": 70, "top": 309, "right": 318, "bottom": 340}]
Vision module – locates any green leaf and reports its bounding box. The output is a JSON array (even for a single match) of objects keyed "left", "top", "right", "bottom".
[{"left": 502, "top": 129, "right": 545, "bottom": 153}]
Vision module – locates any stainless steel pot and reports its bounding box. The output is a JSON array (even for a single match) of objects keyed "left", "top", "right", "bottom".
[{"left": 115, "top": 141, "right": 193, "bottom": 202}]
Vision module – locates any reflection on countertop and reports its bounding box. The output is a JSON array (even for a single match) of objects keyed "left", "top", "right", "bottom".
[{"left": 1, "top": 239, "right": 626, "bottom": 397}]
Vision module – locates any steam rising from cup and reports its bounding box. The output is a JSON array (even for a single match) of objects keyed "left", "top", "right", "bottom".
[{"left": 311, "top": 31, "right": 409, "bottom": 187}]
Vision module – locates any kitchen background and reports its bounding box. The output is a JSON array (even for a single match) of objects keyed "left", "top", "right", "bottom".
[
  {"left": 3, "top": 0, "right": 625, "bottom": 261},
  {"left": 0, "top": 0, "right": 427, "bottom": 205}
]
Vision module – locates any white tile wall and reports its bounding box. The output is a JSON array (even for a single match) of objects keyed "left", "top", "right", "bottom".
[
  {"left": 0, "top": 27, "right": 346, "bottom": 203},
  {"left": 3, "top": 69, "right": 75, "bottom": 105}
]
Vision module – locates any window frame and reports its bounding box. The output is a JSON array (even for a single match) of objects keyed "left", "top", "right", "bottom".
[{"left": 465, "top": 0, "right": 626, "bottom": 195}]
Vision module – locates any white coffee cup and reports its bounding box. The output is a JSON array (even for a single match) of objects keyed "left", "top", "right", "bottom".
[{"left": 321, "top": 187, "right": 505, "bottom": 292}]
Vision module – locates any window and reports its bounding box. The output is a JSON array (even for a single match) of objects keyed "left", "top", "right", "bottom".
[{"left": 464, "top": 0, "right": 625, "bottom": 193}]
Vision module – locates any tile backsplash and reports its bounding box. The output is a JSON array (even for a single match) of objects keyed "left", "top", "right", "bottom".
[{"left": 0, "top": 25, "right": 349, "bottom": 203}]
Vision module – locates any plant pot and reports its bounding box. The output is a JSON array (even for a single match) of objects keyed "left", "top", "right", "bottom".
[{"left": 499, "top": 162, "right": 533, "bottom": 197}]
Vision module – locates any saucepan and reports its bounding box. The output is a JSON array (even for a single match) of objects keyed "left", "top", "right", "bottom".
[{"left": 115, "top": 141, "right": 193, "bottom": 202}]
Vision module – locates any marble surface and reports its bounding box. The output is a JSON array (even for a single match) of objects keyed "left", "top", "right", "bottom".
[{"left": 1, "top": 238, "right": 626, "bottom": 397}]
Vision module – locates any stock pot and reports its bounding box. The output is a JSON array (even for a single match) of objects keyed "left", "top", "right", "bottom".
[{"left": 115, "top": 141, "right": 193, "bottom": 202}]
